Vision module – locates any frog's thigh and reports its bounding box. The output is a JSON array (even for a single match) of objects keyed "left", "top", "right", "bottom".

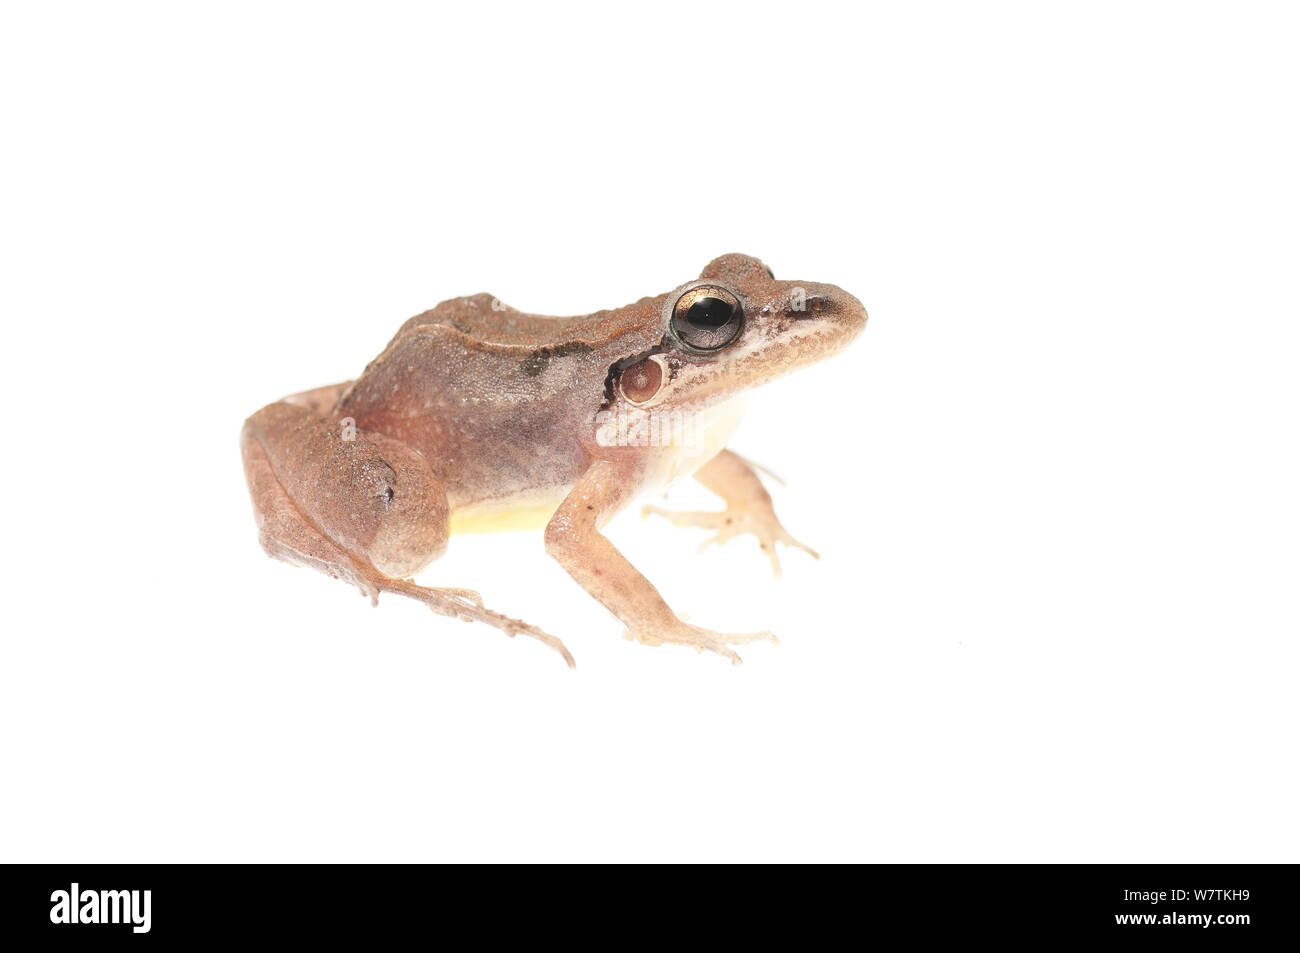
[
  {"left": 241, "top": 432, "right": 380, "bottom": 596},
  {"left": 240, "top": 401, "right": 448, "bottom": 580}
]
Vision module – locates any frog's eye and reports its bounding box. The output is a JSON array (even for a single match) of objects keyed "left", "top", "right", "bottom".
[{"left": 670, "top": 286, "right": 744, "bottom": 351}]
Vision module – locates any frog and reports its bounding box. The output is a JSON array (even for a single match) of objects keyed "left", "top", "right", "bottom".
[{"left": 240, "top": 254, "right": 868, "bottom": 667}]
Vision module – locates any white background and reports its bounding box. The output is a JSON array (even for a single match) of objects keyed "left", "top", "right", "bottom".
[{"left": 2, "top": 2, "right": 1296, "bottom": 862}]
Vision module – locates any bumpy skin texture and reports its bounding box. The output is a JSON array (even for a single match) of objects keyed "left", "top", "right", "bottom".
[{"left": 241, "top": 254, "right": 868, "bottom": 666}]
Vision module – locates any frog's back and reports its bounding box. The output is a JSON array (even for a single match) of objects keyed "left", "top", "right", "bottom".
[
  {"left": 334, "top": 292, "right": 666, "bottom": 510},
  {"left": 393, "top": 292, "right": 658, "bottom": 348}
]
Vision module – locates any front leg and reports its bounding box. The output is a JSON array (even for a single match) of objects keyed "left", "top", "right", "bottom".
[
  {"left": 545, "top": 459, "right": 775, "bottom": 664},
  {"left": 643, "top": 449, "right": 818, "bottom": 577}
]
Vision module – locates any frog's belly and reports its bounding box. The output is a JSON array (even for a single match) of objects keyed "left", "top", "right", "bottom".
[
  {"left": 447, "top": 398, "right": 746, "bottom": 535},
  {"left": 449, "top": 495, "right": 567, "bottom": 534}
]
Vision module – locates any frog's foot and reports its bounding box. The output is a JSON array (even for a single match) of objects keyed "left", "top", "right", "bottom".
[
  {"left": 623, "top": 618, "right": 778, "bottom": 665},
  {"left": 641, "top": 503, "right": 819, "bottom": 577},
  {"left": 382, "top": 578, "right": 574, "bottom": 668}
]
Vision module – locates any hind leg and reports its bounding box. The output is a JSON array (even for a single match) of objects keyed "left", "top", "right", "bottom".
[{"left": 240, "top": 394, "right": 573, "bottom": 667}]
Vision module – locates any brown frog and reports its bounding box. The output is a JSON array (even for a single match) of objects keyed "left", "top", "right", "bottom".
[{"left": 240, "top": 254, "right": 867, "bottom": 666}]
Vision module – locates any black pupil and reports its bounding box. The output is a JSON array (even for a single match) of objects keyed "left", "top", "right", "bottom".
[{"left": 685, "top": 297, "right": 733, "bottom": 328}]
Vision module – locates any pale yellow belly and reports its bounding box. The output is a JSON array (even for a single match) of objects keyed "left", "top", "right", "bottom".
[{"left": 449, "top": 498, "right": 564, "bottom": 535}]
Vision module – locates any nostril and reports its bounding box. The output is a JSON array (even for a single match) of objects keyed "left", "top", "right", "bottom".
[{"left": 787, "top": 294, "right": 831, "bottom": 317}]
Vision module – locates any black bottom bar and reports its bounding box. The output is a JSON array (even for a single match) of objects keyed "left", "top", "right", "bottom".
[{"left": 3, "top": 864, "right": 1289, "bottom": 944}]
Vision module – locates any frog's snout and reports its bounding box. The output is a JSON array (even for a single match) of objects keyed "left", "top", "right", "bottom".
[{"left": 791, "top": 281, "right": 868, "bottom": 346}]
